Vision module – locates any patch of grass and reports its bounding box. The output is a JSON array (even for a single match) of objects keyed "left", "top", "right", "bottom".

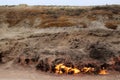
[
  {"left": 87, "top": 15, "right": 97, "bottom": 21},
  {"left": 91, "top": 10, "right": 112, "bottom": 15},
  {"left": 39, "top": 16, "right": 76, "bottom": 28},
  {"left": 2, "top": 5, "right": 119, "bottom": 28},
  {"left": 6, "top": 11, "right": 21, "bottom": 27},
  {"left": 64, "top": 8, "right": 86, "bottom": 16},
  {"left": 40, "top": 21, "right": 76, "bottom": 28},
  {"left": 79, "top": 22, "right": 87, "bottom": 28},
  {"left": 91, "top": 5, "right": 120, "bottom": 14},
  {"left": 105, "top": 21, "right": 118, "bottom": 29}
]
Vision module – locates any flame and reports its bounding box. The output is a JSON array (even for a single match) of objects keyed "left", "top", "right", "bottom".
[
  {"left": 72, "top": 68, "right": 80, "bottom": 74},
  {"left": 55, "top": 63, "right": 80, "bottom": 74},
  {"left": 55, "top": 63, "right": 108, "bottom": 75},
  {"left": 55, "top": 63, "right": 66, "bottom": 74},
  {"left": 81, "top": 67, "right": 95, "bottom": 73},
  {"left": 99, "top": 69, "right": 108, "bottom": 75}
]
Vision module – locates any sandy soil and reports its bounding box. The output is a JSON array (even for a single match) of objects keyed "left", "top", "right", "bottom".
[{"left": 0, "top": 67, "right": 120, "bottom": 80}]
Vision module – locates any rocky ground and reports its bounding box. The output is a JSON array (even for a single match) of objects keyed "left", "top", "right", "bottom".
[
  {"left": 0, "top": 26, "right": 120, "bottom": 79},
  {"left": 0, "top": 5, "right": 120, "bottom": 80}
]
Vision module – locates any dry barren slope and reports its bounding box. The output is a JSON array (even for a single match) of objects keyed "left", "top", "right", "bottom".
[
  {"left": 0, "top": 5, "right": 120, "bottom": 80},
  {"left": 0, "top": 5, "right": 120, "bottom": 29},
  {"left": 0, "top": 27, "right": 120, "bottom": 80},
  {"left": 0, "top": 27, "right": 120, "bottom": 72}
]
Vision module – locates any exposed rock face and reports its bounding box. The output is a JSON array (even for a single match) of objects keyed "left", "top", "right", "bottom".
[
  {"left": 0, "top": 27, "right": 120, "bottom": 73},
  {"left": 88, "top": 42, "right": 115, "bottom": 62},
  {"left": 0, "top": 5, "right": 120, "bottom": 74}
]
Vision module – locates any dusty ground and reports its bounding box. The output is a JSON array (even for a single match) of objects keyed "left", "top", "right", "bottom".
[{"left": 0, "top": 26, "right": 120, "bottom": 80}]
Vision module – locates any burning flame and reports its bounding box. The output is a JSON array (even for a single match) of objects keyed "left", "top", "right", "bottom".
[
  {"left": 81, "top": 67, "right": 95, "bottom": 73},
  {"left": 72, "top": 68, "right": 80, "bottom": 74},
  {"left": 99, "top": 69, "right": 108, "bottom": 75},
  {"left": 55, "top": 63, "right": 108, "bottom": 75},
  {"left": 99, "top": 67, "right": 108, "bottom": 75},
  {"left": 55, "top": 63, "right": 80, "bottom": 74}
]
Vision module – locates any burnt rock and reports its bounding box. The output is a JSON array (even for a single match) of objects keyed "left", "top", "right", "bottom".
[
  {"left": 17, "top": 58, "right": 21, "bottom": 63},
  {"left": 25, "top": 58, "right": 30, "bottom": 64},
  {"left": 88, "top": 42, "right": 115, "bottom": 62},
  {"left": 51, "top": 65, "right": 56, "bottom": 73},
  {"left": 36, "top": 59, "right": 50, "bottom": 72},
  {"left": 100, "top": 63, "right": 110, "bottom": 69},
  {"left": 64, "top": 62, "right": 74, "bottom": 68},
  {"left": 69, "top": 38, "right": 81, "bottom": 49},
  {"left": 52, "top": 58, "right": 65, "bottom": 65},
  {"left": 31, "top": 56, "right": 39, "bottom": 63},
  {"left": 0, "top": 53, "right": 3, "bottom": 63},
  {"left": 114, "top": 61, "right": 120, "bottom": 72}
]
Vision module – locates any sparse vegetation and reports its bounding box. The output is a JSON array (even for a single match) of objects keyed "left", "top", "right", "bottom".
[
  {"left": 105, "top": 21, "right": 118, "bottom": 29},
  {"left": 41, "top": 21, "right": 75, "bottom": 28},
  {"left": 79, "top": 22, "right": 87, "bottom": 28},
  {"left": 0, "top": 5, "right": 119, "bottom": 28},
  {"left": 0, "top": 5, "right": 120, "bottom": 79},
  {"left": 91, "top": 5, "right": 120, "bottom": 14}
]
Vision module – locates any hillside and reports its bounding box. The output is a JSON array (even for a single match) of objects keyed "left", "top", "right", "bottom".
[
  {"left": 0, "top": 5, "right": 120, "bottom": 28},
  {"left": 0, "top": 5, "right": 120, "bottom": 80}
]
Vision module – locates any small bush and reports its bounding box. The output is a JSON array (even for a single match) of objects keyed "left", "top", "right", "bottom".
[
  {"left": 6, "top": 11, "right": 22, "bottom": 27},
  {"left": 105, "top": 22, "right": 118, "bottom": 29},
  {"left": 64, "top": 8, "right": 86, "bottom": 16},
  {"left": 40, "top": 16, "right": 75, "bottom": 28},
  {"left": 87, "top": 15, "right": 97, "bottom": 21},
  {"left": 79, "top": 22, "right": 87, "bottom": 28},
  {"left": 91, "top": 5, "right": 120, "bottom": 14},
  {"left": 91, "top": 6, "right": 111, "bottom": 10},
  {"left": 41, "top": 21, "right": 75, "bottom": 28}
]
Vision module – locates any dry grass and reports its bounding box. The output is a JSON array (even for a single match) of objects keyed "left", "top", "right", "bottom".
[
  {"left": 105, "top": 21, "right": 118, "bottom": 29},
  {"left": 41, "top": 21, "right": 75, "bottom": 28},
  {"left": 0, "top": 5, "right": 119, "bottom": 28},
  {"left": 40, "top": 17, "right": 76, "bottom": 28},
  {"left": 87, "top": 15, "right": 97, "bottom": 21},
  {"left": 78, "top": 22, "right": 87, "bottom": 28},
  {"left": 91, "top": 10, "right": 113, "bottom": 15},
  {"left": 4, "top": 7, "right": 85, "bottom": 27}
]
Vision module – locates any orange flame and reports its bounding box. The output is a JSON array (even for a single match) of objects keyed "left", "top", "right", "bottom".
[
  {"left": 55, "top": 63, "right": 80, "bottom": 74},
  {"left": 72, "top": 68, "right": 80, "bottom": 74},
  {"left": 55, "top": 64, "right": 66, "bottom": 74},
  {"left": 81, "top": 67, "right": 95, "bottom": 73},
  {"left": 55, "top": 63, "right": 108, "bottom": 75},
  {"left": 99, "top": 69, "right": 108, "bottom": 75}
]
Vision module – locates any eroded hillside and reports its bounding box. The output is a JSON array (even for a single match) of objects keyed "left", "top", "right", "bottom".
[
  {"left": 0, "top": 5, "right": 120, "bottom": 79},
  {"left": 0, "top": 5, "right": 120, "bottom": 29}
]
